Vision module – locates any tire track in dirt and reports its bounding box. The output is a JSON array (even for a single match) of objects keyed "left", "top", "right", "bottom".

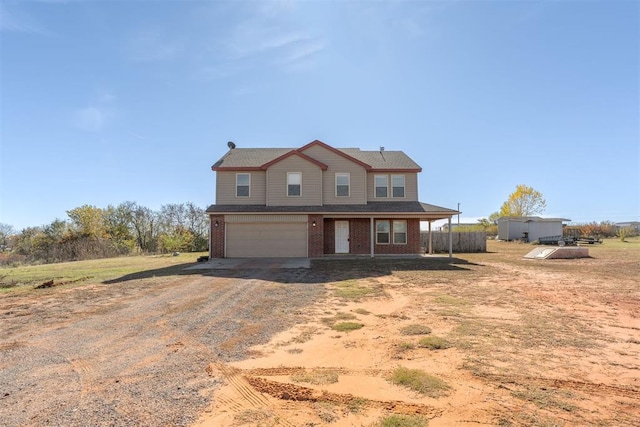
[
  {"left": 209, "top": 362, "right": 297, "bottom": 427},
  {"left": 245, "top": 376, "right": 442, "bottom": 418},
  {"left": 209, "top": 362, "right": 442, "bottom": 420},
  {"left": 483, "top": 373, "right": 639, "bottom": 398}
]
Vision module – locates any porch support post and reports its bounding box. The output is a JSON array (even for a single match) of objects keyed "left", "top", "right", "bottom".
[
  {"left": 370, "top": 217, "right": 375, "bottom": 258},
  {"left": 428, "top": 220, "right": 433, "bottom": 255},
  {"left": 448, "top": 216, "right": 453, "bottom": 259}
]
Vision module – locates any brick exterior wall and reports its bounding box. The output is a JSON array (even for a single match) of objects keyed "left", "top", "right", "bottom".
[
  {"left": 374, "top": 218, "right": 421, "bottom": 255},
  {"left": 209, "top": 215, "right": 225, "bottom": 258},
  {"left": 322, "top": 218, "right": 420, "bottom": 255},
  {"left": 323, "top": 219, "right": 335, "bottom": 254},
  {"left": 308, "top": 214, "right": 324, "bottom": 257},
  {"left": 349, "top": 218, "right": 370, "bottom": 254}
]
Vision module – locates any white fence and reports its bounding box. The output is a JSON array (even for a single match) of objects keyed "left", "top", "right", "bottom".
[{"left": 420, "top": 231, "right": 487, "bottom": 253}]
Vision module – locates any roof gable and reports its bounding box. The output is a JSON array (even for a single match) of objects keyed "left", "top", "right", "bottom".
[
  {"left": 260, "top": 150, "right": 328, "bottom": 170},
  {"left": 298, "top": 140, "right": 372, "bottom": 170}
]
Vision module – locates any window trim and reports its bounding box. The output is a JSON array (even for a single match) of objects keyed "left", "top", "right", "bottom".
[
  {"left": 376, "top": 220, "right": 390, "bottom": 245},
  {"left": 374, "top": 175, "right": 388, "bottom": 198},
  {"left": 287, "top": 172, "right": 302, "bottom": 197},
  {"left": 335, "top": 173, "right": 350, "bottom": 197},
  {"left": 392, "top": 175, "right": 405, "bottom": 198},
  {"left": 393, "top": 220, "right": 407, "bottom": 245},
  {"left": 236, "top": 173, "right": 250, "bottom": 198}
]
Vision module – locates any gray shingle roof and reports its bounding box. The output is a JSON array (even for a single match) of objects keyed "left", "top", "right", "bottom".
[
  {"left": 206, "top": 201, "right": 458, "bottom": 217},
  {"left": 211, "top": 142, "right": 421, "bottom": 171},
  {"left": 338, "top": 148, "right": 421, "bottom": 170},
  {"left": 212, "top": 148, "right": 291, "bottom": 169}
]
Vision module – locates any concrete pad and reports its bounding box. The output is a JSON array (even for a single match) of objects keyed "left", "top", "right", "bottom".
[
  {"left": 184, "top": 258, "right": 310, "bottom": 271},
  {"left": 524, "top": 246, "right": 589, "bottom": 259}
]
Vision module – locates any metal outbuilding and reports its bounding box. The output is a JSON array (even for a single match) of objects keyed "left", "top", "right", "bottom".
[{"left": 497, "top": 216, "right": 571, "bottom": 242}]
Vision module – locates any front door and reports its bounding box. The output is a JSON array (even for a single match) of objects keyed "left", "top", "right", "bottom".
[{"left": 335, "top": 220, "right": 349, "bottom": 254}]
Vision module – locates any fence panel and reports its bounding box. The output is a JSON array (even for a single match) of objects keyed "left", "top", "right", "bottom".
[{"left": 420, "top": 231, "right": 486, "bottom": 253}]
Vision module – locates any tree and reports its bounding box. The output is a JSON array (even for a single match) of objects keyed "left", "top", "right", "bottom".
[
  {"left": 498, "top": 184, "right": 546, "bottom": 217},
  {"left": 0, "top": 223, "right": 15, "bottom": 249},
  {"left": 126, "top": 202, "right": 158, "bottom": 253},
  {"left": 67, "top": 205, "right": 105, "bottom": 239}
]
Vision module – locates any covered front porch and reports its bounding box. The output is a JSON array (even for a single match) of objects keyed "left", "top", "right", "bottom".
[{"left": 316, "top": 213, "right": 459, "bottom": 258}]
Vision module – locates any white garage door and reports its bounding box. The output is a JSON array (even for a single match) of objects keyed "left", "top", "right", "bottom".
[{"left": 226, "top": 222, "right": 307, "bottom": 258}]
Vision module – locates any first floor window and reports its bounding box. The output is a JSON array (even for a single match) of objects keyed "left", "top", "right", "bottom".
[
  {"left": 236, "top": 173, "right": 250, "bottom": 197},
  {"left": 392, "top": 175, "right": 405, "bottom": 198},
  {"left": 287, "top": 172, "right": 302, "bottom": 196},
  {"left": 393, "top": 220, "right": 407, "bottom": 244},
  {"left": 376, "top": 220, "right": 390, "bottom": 244},
  {"left": 375, "top": 175, "right": 388, "bottom": 198},
  {"left": 336, "top": 173, "right": 350, "bottom": 197}
]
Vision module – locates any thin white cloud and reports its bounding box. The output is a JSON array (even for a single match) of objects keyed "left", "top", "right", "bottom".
[
  {"left": 0, "top": 3, "right": 49, "bottom": 35},
  {"left": 127, "top": 29, "right": 183, "bottom": 62},
  {"left": 282, "top": 39, "right": 324, "bottom": 64},
  {"left": 73, "top": 107, "right": 106, "bottom": 132},
  {"left": 71, "top": 92, "right": 116, "bottom": 132}
]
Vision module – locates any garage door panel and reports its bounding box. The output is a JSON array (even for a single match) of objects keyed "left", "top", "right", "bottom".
[{"left": 227, "top": 223, "right": 307, "bottom": 258}]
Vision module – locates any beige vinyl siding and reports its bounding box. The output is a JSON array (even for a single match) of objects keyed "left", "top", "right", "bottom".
[
  {"left": 266, "top": 155, "right": 322, "bottom": 206},
  {"left": 216, "top": 171, "right": 266, "bottom": 205},
  {"left": 366, "top": 172, "right": 418, "bottom": 201},
  {"left": 302, "top": 144, "right": 367, "bottom": 205}
]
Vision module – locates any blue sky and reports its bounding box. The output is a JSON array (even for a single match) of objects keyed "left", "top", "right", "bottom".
[{"left": 1, "top": 0, "right": 638, "bottom": 231}]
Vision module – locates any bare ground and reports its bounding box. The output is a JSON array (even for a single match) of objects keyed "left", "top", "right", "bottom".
[{"left": 1, "top": 241, "right": 639, "bottom": 426}]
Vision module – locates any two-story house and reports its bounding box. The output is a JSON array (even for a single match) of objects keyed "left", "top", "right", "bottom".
[{"left": 206, "top": 140, "right": 458, "bottom": 258}]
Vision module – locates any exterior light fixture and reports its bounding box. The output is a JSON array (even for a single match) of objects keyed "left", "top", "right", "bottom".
[
  {"left": 214, "top": 221, "right": 219, "bottom": 228},
  {"left": 312, "top": 221, "right": 317, "bottom": 227}
]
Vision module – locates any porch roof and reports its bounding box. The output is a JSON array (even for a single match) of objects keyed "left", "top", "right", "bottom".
[{"left": 206, "top": 201, "right": 459, "bottom": 220}]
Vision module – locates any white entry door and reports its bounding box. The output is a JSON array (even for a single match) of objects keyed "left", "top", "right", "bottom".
[{"left": 335, "top": 220, "right": 349, "bottom": 254}]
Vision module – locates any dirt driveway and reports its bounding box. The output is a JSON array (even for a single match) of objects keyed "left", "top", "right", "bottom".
[{"left": 0, "top": 269, "right": 325, "bottom": 427}]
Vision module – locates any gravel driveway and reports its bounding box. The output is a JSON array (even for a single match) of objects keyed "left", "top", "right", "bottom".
[{"left": 0, "top": 269, "right": 325, "bottom": 426}]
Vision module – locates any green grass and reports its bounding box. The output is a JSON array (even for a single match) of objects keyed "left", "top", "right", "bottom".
[
  {"left": 376, "top": 414, "right": 429, "bottom": 427},
  {"left": 417, "top": 336, "right": 451, "bottom": 350},
  {"left": 400, "top": 324, "right": 432, "bottom": 335},
  {"left": 331, "top": 322, "right": 364, "bottom": 332},
  {"left": 0, "top": 252, "right": 205, "bottom": 291},
  {"left": 388, "top": 366, "right": 451, "bottom": 398},
  {"left": 332, "top": 279, "right": 381, "bottom": 300}
]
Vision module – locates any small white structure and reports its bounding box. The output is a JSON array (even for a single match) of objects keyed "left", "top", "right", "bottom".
[{"left": 497, "top": 216, "right": 571, "bottom": 242}]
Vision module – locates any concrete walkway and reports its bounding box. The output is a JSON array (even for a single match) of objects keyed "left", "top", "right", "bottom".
[{"left": 184, "top": 258, "right": 311, "bottom": 270}]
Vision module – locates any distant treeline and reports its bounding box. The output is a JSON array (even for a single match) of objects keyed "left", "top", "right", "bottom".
[{"left": 0, "top": 202, "right": 209, "bottom": 265}]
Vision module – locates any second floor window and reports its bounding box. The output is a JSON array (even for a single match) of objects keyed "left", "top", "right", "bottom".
[
  {"left": 392, "top": 175, "right": 405, "bottom": 198},
  {"left": 236, "top": 173, "right": 250, "bottom": 197},
  {"left": 336, "top": 173, "right": 350, "bottom": 197},
  {"left": 375, "top": 175, "right": 388, "bottom": 198},
  {"left": 287, "top": 172, "right": 302, "bottom": 196}
]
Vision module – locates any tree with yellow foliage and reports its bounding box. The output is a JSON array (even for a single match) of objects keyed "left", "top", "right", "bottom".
[{"left": 498, "top": 184, "right": 546, "bottom": 217}]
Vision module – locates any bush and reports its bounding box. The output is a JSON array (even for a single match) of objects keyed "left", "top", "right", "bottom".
[
  {"left": 417, "top": 336, "right": 451, "bottom": 350},
  {"left": 400, "top": 324, "right": 432, "bottom": 335},
  {"left": 388, "top": 366, "right": 451, "bottom": 397},
  {"left": 376, "top": 414, "right": 429, "bottom": 427}
]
